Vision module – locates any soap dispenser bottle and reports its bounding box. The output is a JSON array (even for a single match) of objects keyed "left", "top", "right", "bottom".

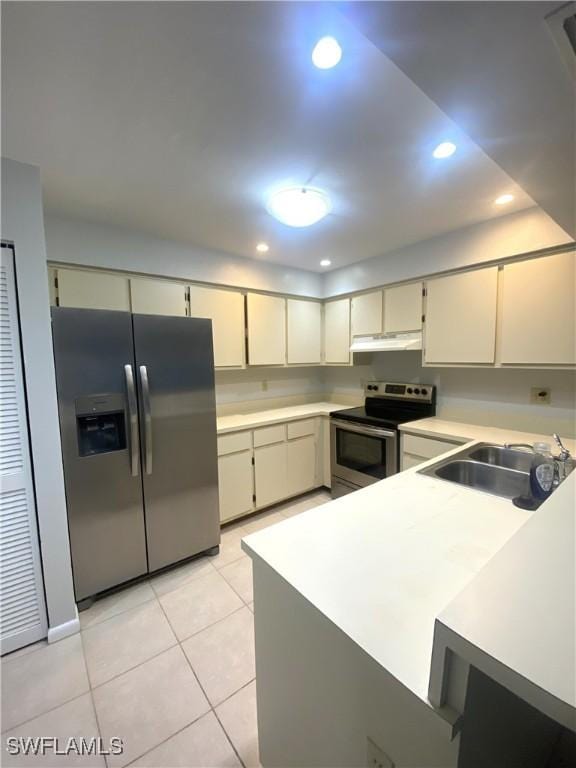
[{"left": 513, "top": 442, "right": 556, "bottom": 510}]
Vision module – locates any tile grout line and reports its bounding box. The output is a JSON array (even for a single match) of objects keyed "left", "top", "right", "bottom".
[{"left": 155, "top": 586, "right": 248, "bottom": 768}]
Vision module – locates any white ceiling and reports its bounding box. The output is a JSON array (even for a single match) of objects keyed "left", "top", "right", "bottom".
[
  {"left": 340, "top": 1, "right": 576, "bottom": 240},
  {"left": 3, "top": 2, "right": 539, "bottom": 272}
]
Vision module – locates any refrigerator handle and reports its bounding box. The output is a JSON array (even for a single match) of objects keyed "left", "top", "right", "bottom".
[
  {"left": 124, "top": 364, "right": 140, "bottom": 477},
  {"left": 139, "top": 365, "right": 153, "bottom": 475}
]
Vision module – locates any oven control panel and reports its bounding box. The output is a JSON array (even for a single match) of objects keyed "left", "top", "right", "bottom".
[{"left": 364, "top": 381, "right": 435, "bottom": 403}]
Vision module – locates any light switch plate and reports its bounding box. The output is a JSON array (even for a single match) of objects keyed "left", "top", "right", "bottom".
[{"left": 367, "top": 738, "right": 395, "bottom": 768}]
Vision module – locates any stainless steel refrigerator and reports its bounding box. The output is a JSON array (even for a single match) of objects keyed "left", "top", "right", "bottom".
[{"left": 51, "top": 308, "right": 220, "bottom": 604}]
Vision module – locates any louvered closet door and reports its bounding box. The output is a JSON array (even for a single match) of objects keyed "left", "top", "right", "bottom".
[{"left": 0, "top": 245, "right": 48, "bottom": 653}]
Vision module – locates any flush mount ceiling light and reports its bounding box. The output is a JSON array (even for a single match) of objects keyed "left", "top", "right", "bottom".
[
  {"left": 494, "top": 193, "right": 515, "bottom": 205},
  {"left": 256, "top": 242, "right": 269, "bottom": 253},
  {"left": 312, "top": 37, "right": 342, "bottom": 69},
  {"left": 267, "top": 187, "right": 331, "bottom": 228},
  {"left": 432, "top": 141, "right": 457, "bottom": 159},
  {"left": 320, "top": 259, "right": 331, "bottom": 267}
]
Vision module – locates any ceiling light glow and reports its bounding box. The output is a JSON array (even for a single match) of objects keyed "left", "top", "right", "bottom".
[
  {"left": 267, "top": 187, "right": 331, "bottom": 228},
  {"left": 312, "top": 37, "right": 342, "bottom": 69},
  {"left": 256, "top": 242, "right": 269, "bottom": 253},
  {"left": 320, "top": 259, "right": 331, "bottom": 267},
  {"left": 494, "top": 193, "right": 514, "bottom": 205},
  {"left": 433, "top": 142, "right": 457, "bottom": 159}
]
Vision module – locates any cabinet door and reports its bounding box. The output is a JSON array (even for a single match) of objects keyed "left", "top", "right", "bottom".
[
  {"left": 424, "top": 268, "right": 498, "bottom": 364},
  {"left": 218, "top": 451, "right": 254, "bottom": 523},
  {"left": 324, "top": 299, "right": 351, "bottom": 364},
  {"left": 287, "top": 299, "right": 322, "bottom": 364},
  {"left": 247, "top": 293, "right": 286, "bottom": 366},
  {"left": 57, "top": 269, "right": 130, "bottom": 311},
  {"left": 130, "top": 278, "right": 187, "bottom": 316},
  {"left": 189, "top": 285, "right": 245, "bottom": 367},
  {"left": 351, "top": 291, "right": 383, "bottom": 336},
  {"left": 254, "top": 442, "right": 288, "bottom": 508},
  {"left": 384, "top": 282, "right": 422, "bottom": 333},
  {"left": 500, "top": 252, "right": 575, "bottom": 365},
  {"left": 287, "top": 435, "right": 317, "bottom": 497}
]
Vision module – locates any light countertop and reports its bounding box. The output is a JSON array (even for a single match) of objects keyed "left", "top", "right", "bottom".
[
  {"left": 241, "top": 416, "right": 575, "bottom": 724},
  {"left": 399, "top": 416, "right": 576, "bottom": 453},
  {"left": 430, "top": 471, "right": 575, "bottom": 731},
  {"left": 216, "top": 401, "right": 349, "bottom": 434}
]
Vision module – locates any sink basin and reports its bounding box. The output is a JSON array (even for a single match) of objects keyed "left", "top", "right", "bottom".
[
  {"left": 468, "top": 444, "right": 534, "bottom": 473},
  {"left": 433, "top": 460, "right": 530, "bottom": 499}
]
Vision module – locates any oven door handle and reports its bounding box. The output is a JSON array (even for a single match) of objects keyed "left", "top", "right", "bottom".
[{"left": 331, "top": 420, "right": 397, "bottom": 439}]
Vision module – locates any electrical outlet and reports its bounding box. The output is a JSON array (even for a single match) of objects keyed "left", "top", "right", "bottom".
[
  {"left": 367, "top": 738, "right": 395, "bottom": 768},
  {"left": 261, "top": 380, "right": 268, "bottom": 392},
  {"left": 531, "top": 387, "right": 551, "bottom": 405}
]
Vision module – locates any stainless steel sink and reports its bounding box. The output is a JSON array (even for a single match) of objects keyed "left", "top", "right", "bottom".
[
  {"left": 419, "top": 442, "right": 533, "bottom": 500},
  {"left": 468, "top": 444, "right": 534, "bottom": 473},
  {"left": 433, "top": 459, "right": 530, "bottom": 499}
]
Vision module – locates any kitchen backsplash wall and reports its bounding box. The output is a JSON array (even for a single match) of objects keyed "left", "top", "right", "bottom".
[
  {"left": 215, "top": 367, "right": 325, "bottom": 415},
  {"left": 323, "top": 352, "right": 576, "bottom": 437}
]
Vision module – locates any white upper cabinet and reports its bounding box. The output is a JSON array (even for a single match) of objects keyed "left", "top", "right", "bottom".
[
  {"left": 57, "top": 268, "right": 130, "bottom": 311},
  {"left": 189, "top": 285, "right": 245, "bottom": 368},
  {"left": 287, "top": 299, "right": 322, "bottom": 364},
  {"left": 351, "top": 291, "right": 383, "bottom": 336},
  {"left": 424, "top": 267, "right": 498, "bottom": 364},
  {"left": 246, "top": 293, "right": 286, "bottom": 366},
  {"left": 500, "top": 252, "right": 575, "bottom": 366},
  {"left": 130, "top": 278, "right": 187, "bottom": 316},
  {"left": 324, "top": 298, "right": 350, "bottom": 364},
  {"left": 384, "top": 282, "right": 423, "bottom": 333}
]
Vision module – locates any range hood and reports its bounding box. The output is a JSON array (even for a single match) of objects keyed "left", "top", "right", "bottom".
[{"left": 350, "top": 331, "right": 422, "bottom": 353}]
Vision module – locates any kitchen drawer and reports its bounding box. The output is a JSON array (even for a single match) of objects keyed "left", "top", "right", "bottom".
[
  {"left": 401, "top": 453, "right": 425, "bottom": 471},
  {"left": 402, "top": 433, "right": 462, "bottom": 460},
  {"left": 217, "top": 431, "right": 252, "bottom": 456},
  {"left": 253, "top": 424, "right": 286, "bottom": 447},
  {"left": 287, "top": 419, "right": 316, "bottom": 440}
]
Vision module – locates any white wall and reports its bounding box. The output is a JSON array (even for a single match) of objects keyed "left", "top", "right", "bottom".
[
  {"left": 44, "top": 212, "right": 323, "bottom": 298},
  {"left": 215, "top": 367, "right": 324, "bottom": 414},
  {"left": 324, "top": 207, "right": 573, "bottom": 297},
  {"left": 324, "top": 353, "right": 576, "bottom": 437},
  {"left": 1, "top": 159, "right": 78, "bottom": 637}
]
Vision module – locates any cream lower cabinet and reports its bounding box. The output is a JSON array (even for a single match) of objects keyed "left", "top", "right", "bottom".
[
  {"left": 254, "top": 442, "right": 288, "bottom": 509},
  {"left": 189, "top": 285, "right": 245, "bottom": 368},
  {"left": 287, "top": 436, "right": 316, "bottom": 497},
  {"left": 218, "top": 451, "right": 254, "bottom": 523},
  {"left": 401, "top": 432, "right": 466, "bottom": 471}
]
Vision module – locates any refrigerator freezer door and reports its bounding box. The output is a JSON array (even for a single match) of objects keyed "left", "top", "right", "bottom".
[
  {"left": 132, "top": 314, "right": 220, "bottom": 572},
  {"left": 51, "top": 308, "right": 148, "bottom": 601}
]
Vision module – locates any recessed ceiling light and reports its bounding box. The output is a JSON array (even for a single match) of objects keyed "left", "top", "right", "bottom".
[
  {"left": 320, "top": 259, "right": 331, "bottom": 267},
  {"left": 256, "top": 242, "right": 269, "bottom": 253},
  {"left": 267, "top": 187, "right": 331, "bottom": 228},
  {"left": 312, "top": 37, "right": 342, "bottom": 69},
  {"left": 432, "top": 141, "right": 457, "bottom": 159},
  {"left": 494, "top": 193, "right": 515, "bottom": 205}
]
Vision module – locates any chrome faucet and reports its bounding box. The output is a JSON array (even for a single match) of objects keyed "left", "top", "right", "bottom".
[
  {"left": 504, "top": 435, "right": 574, "bottom": 486},
  {"left": 552, "top": 434, "right": 574, "bottom": 483}
]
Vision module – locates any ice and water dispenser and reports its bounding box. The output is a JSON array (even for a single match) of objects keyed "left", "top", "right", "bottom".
[{"left": 75, "top": 395, "right": 127, "bottom": 457}]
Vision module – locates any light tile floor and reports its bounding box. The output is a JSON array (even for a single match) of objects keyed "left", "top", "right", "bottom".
[{"left": 1, "top": 490, "right": 331, "bottom": 768}]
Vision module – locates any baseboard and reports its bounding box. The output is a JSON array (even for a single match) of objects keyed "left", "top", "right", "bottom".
[{"left": 47, "top": 607, "right": 80, "bottom": 644}]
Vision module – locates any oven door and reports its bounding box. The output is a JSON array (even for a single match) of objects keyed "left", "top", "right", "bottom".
[{"left": 330, "top": 419, "right": 398, "bottom": 488}]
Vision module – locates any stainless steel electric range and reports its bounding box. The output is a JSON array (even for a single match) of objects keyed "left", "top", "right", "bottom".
[{"left": 330, "top": 381, "right": 436, "bottom": 498}]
